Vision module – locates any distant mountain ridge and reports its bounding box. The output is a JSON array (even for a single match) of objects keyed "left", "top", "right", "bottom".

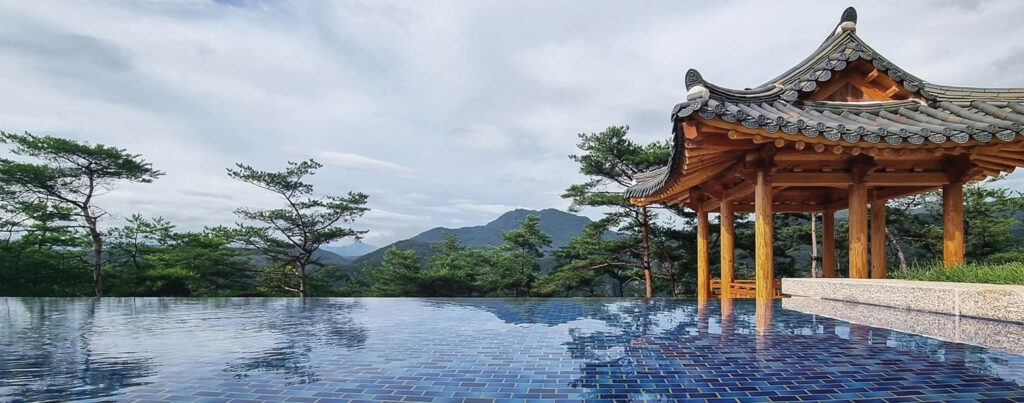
[
  {"left": 410, "top": 208, "right": 595, "bottom": 249},
  {"left": 322, "top": 240, "right": 378, "bottom": 257},
  {"left": 347, "top": 208, "right": 612, "bottom": 270}
]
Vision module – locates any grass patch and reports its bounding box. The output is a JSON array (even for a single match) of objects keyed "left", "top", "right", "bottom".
[{"left": 890, "top": 261, "right": 1024, "bottom": 285}]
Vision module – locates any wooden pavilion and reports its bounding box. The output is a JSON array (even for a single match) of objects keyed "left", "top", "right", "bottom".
[{"left": 626, "top": 7, "right": 1024, "bottom": 300}]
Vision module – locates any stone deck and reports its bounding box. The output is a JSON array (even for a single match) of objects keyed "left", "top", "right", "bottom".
[{"left": 781, "top": 278, "right": 1024, "bottom": 323}]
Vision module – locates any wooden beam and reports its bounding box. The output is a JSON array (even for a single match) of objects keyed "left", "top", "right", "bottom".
[
  {"left": 733, "top": 203, "right": 829, "bottom": 213},
  {"left": 943, "top": 181, "right": 965, "bottom": 267},
  {"left": 975, "top": 159, "right": 1013, "bottom": 173},
  {"left": 771, "top": 171, "right": 950, "bottom": 187},
  {"left": 871, "top": 199, "right": 887, "bottom": 279},
  {"left": 866, "top": 172, "right": 949, "bottom": 186},
  {"left": 755, "top": 169, "right": 774, "bottom": 300},
  {"left": 872, "top": 186, "right": 943, "bottom": 201},
  {"left": 973, "top": 153, "right": 1024, "bottom": 168},
  {"left": 884, "top": 85, "right": 900, "bottom": 97},
  {"left": 701, "top": 178, "right": 755, "bottom": 212},
  {"left": 822, "top": 209, "right": 836, "bottom": 278},
  {"left": 976, "top": 149, "right": 1024, "bottom": 161},
  {"left": 727, "top": 130, "right": 754, "bottom": 140},
  {"left": 720, "top": 201, "right": 735, "bottom": 298},
  {"left": 697, "top": 206, "right": 711, "bottom": 299},
  {"left": 849, "top": 179, "right": 869, "bottom": 278},
  {"left": 864, "top": 68, "right": 879, "bottom": 82},
  {"left": 773, "top": 172, "right": 853, "bottom": 187},
  {"left": 698, "top": 116, "right": 998, "bottom": 150},
  {"left": 687, "top": 136, "right": 760, "bottom": 149},
  {"left": 683, "top": 120, "right": 699, "bottom": 139}
]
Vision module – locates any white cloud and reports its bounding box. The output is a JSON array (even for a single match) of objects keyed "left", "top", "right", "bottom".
[
  {"left": 363, "top": 208, "right": 426, "bottom": 222},
  {"left": 448, "top": 199, "right": 525, "bottom": 215},
  {"left": 314, "top": 151, "right": 416, "bottom": 178},
  {"left": 2, "top": 0, "right": 1024, "bottom": 244},
  {"left": 454, "top": 125, "right": 512, "bottom": 150}
]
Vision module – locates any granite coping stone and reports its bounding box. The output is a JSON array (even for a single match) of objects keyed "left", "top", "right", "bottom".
[{"left": 781, "top": 278, "right": 1024, "bottom": 323}]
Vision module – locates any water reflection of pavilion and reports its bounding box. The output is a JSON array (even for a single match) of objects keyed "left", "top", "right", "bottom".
[{"left": 565, "top": 299, "right": 1024, "bottom": 402}]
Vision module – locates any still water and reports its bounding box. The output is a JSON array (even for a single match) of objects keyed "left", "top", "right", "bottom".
[{"left": 2, "top": 298, "right": 1023, "bottom": 402}]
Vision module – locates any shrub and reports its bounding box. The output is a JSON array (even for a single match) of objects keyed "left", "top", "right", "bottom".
[{"left": 890, "top": 261, "right": 1024, "bottom": 285}]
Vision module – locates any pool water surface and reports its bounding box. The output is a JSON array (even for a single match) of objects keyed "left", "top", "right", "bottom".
[{"left": 2, "top": 298, "right": 1023, "bottom": 402}]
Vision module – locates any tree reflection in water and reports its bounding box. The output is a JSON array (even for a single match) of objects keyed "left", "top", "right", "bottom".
[
  {"left": 222, "top": 298, "right": 367, "bottom": 385},
  {"left": 1, "top": 298, "right": 154, "bottom": 402},
  {"left": 3, "top": 298, "right": 1021, "bottom": 402}
]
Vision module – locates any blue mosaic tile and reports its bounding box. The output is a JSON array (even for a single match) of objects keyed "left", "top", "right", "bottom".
[{"left": 1, "top": 297, "right": 1023, "bottom": 402}]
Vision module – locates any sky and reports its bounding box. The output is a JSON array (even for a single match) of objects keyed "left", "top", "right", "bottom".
[{"left": 1, "top": 0, "right": 1023, "bottom": 246}]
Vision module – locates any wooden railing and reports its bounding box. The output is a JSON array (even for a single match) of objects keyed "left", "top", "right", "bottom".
[{"left": 710, "top": 278, "right": 785, "bottom": 298}]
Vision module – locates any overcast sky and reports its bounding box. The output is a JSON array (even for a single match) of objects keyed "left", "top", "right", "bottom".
[{"left": 1, "top": 0, "right": 1023, "bottom": 246}]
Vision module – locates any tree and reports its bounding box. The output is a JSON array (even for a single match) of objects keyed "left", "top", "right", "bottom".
[
  {"left": 551, "top": 219, "right": 643, "bottom": 297},
  {"left": 960, "top": 178, "right": 1024, "bottom": 261},
  {"left": 424, "top": 234, "right": 486, "bottom": 296},
  {"left": 367, "top": 247, "right": 426, "bottom": 296},
  {"left": 500, "top": 215, "right": 551, "bottom": 296},
  {"left": 107, "top": 215, "right": 174, "bottom": 270},
  {"left": 226, "top": 159, "right": 368, "bottom": 297},
  {"left": 563, "top": 125, "right": 674, "bottom": 298},
  {"left": 147, "top": 229, "right": 251, "bottom": 296},
  {"left": 0, "top": 196, "right": 90, "bottom": 296},
  {"left": 0, "top": 132, "right": 163, "bottom": 297},
  {"left": 884, "top": 176, "right": 1024, "bottom": 267}
]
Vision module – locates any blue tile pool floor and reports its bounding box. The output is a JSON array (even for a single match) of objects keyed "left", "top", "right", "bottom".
[{"left": 2, "top": 298, "right": 1023, "bottom": 402}]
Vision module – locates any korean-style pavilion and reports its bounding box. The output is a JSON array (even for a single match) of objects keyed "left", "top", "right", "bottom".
[{"left": 625, "top": 7, "right": 1024, "bottom": 300}]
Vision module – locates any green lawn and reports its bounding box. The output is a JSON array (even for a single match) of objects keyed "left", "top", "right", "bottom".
[{"left": 890, "top": 261, "right": 1024, "bottom": 285}]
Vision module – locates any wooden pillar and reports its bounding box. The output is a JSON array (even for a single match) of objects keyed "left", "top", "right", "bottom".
[
  {"left": 696, "top": 206, "right": 711, "bottom": 299},
  {"left": 755, "top": 170, "right": 774, "bottom": 300},
  {"left": 822, "top": 209, "right": 836, "bottom": 278},
  {"left": 720, "top": 201, "right": 735, "bottom": 297},
  {"left": 943, "top": 182, "right": 965, "bottom": 267},
  {"left": 848, "top": 180, "right": 869, "bottom": 278},
  {"left": 871, "top": 199, "right": 887, "bottom": 279}
]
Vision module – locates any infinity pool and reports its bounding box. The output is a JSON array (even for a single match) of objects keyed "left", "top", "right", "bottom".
[{"left": 2, "top": 298, "right": 1023, "bottom": 402}]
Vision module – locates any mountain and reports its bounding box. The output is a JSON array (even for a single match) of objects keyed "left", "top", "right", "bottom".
[
  {"left": 411, "top": 208, "right": 597, "bottom": 249},
  {"left": 322, "top": 240, "right": 378, "bottom": 257},
  {"left": 349, "top": 208, "right": 612, "bottom": 270},
  {"left": 312, "top": 249, "right": 352, "bottom": 265}
]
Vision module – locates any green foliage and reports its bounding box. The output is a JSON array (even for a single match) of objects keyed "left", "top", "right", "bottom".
[
  {"left": 890, "top": 261, "right": 1024, "bottom": 285},
  {"left": 882, "top": 176, "right": 1024, "bottom": 267},
  {"left": 7, "top": 131, "right": 1024, "bottom": 298},
  {"left": 547, "top": 219, "right": 640, "bottom": 297},
  {"left": 0, "top": 131, "right": 163, "bottom": 297},
  {"left": 0, "top": 132, "right": 163, "bottom": 192},
  {"left": 359, "top": 218, "right": 556, "bottom": 297},
  {"left": 100, "top": 217, "right": 253, "bottom": 297},
  {"left": 225, "top": 159, "right": 368, "bottom": 297},
  {"left": 562, "top": 126, "right": 690, "bottom": 297},
  {"left": 568, "top": 126, "right": 671, "bottom": 192},
  {"left": 500, "top": 215, "right": 551, "bottom": 296},
  {"left": 367, "top": 247, "right": 427, "bottom": 296},
  {"left": 0, "top": 239, "right": 91, "bottom": 296}
]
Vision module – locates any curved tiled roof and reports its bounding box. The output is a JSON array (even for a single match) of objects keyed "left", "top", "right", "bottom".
[{"left": 626, "top": 7, "right": 1024, "bottom": 200}]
